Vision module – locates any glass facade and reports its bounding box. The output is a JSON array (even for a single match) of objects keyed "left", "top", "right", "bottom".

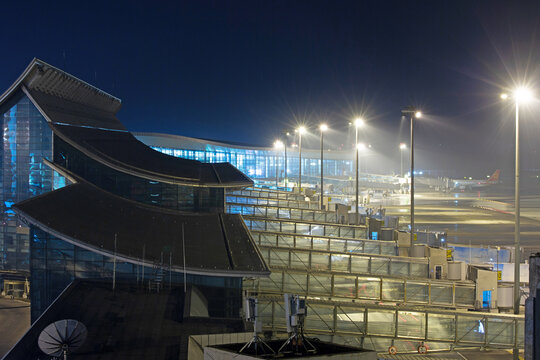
[
  {"left": 150, "top": 145, "right": 354, "bottom": 180},
  {"left": 53, "top": 136, "right": 224, "bottom": 213},
  {"left": 0, "top": 95, "right": 66, "bottom": 271},
  {"left": 30, "top": 227, "right": 242, "bottom": 321}
]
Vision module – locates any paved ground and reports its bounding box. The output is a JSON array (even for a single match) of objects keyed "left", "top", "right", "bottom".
[
  {"left": 0, "top": 297, "right": 30, "bottom": 358},
  {"left": 380, "top": 189, "right": 540, "bottom": 251},
  {"left": 378, "top": 348, "right": 521, "bottom": 359}
]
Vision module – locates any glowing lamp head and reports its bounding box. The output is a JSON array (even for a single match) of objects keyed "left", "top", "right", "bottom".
[
  {"left": 320, "top": 123, "right": 328, "bottom": 132},
  {"left": 514, "top": 87, "right": 533, "bottom": 103},
  {"left": 400, "top": 143, "right": 407, "bottom": 150},
  {"left": 297, "top": 126, "right": 306, "bottom": 134},
  {"left": 500, "top": 93, "right": 509, "bottom": 100},
  {"left": 356, "top": 142, "right": 366, "bottom": 151},
  {"left": 354, "top": 118, "right": 365, "bottom": 128},
  {"left": 273, "top": 140, "right": 284, "bottom": 149},
  {"left": 415, "top": 111, "right": 422, "bottom": 118}
]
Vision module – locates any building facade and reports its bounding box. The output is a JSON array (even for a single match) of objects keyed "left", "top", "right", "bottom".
[{"left": 0, "top": 59, "right": 268, "bottom": 325}]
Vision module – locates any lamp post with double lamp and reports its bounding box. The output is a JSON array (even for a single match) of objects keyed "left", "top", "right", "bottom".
[
  {"left": 399, "top": 143, "right": 407, "bottom": 177},
  {"left": 500, "top": 88, "right": 533, "bottom": 326},
  {"left": 354, "top": 118, "right": 365, "bottom": 218},
  {"left": 401, "top": 107, "right": 421, "bottom": 244},
  {"left": 319, "top": 124, "right": 328, "bottom": 209},
  {"left": 297, "top": 126, "right": 306, "bottom": 191},
  {"left": 273, "top": 140, "right": 284, "bottom": 189}
]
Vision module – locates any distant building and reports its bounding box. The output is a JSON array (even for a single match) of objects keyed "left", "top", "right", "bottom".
[{"left": 135, "top": 132, "right": 355, "bottom": 180}]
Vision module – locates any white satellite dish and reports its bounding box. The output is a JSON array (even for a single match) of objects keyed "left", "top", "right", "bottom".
[{"left": 38, "top": 319, "right": 87, "bottom": 360}]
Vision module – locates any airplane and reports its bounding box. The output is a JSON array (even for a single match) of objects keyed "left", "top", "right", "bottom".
[{"left": 452, "top": 169, "right": 500, "bottom": 190}]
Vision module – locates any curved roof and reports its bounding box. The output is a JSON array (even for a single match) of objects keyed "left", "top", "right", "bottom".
[
  {"left": 0, "top": 58, "right": 252, "bottom": 187},
  {"left": 13, "top": 180, "right": 269, "bottom": 278}
]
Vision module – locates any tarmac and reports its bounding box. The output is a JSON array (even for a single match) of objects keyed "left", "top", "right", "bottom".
[{"left": 0, "top": 297, "right": 30, "bottom": 358}]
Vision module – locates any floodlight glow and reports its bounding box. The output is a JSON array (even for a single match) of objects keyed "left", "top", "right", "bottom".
[
  {"left": 514, "top": 87, "right": 533, "bottom": 103},
  {"left": 273, "top": 140, "right": 284, "bottom": 149},
  {"left": 354, "top": 118, "right": 365, "bottom": 128},
  {"left": 415, "top": 111, "right": 422, "bottom": 118},
  {"left": 500, "top": 93, "right": 509, "bottom": 100},
  {"left": 356, "top": 142, "right": 366, "bottom": 151},
  {"left": 297, "top": 126, "right": 306, "bottom": 134},
  {"left": 400, "top": 143, "right": 407, "bottom": 150},
  {"left": 320, "top": 123, "right": 328, "bottom": 132}
]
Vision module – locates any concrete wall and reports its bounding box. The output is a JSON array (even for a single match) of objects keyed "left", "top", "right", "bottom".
[{"left": 204, "top": 347, "right": 377, "bottom": 360}]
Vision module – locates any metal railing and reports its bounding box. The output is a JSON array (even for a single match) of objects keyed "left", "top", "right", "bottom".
[
  {"left": 243, "top": 217, "right": 367, "bottom": 239},
  {"left": 227, "top": 194, "right": 320, "bottom": 210},
  {"left": 251, "top": 231, "right": 397, "bottom": 256},
  {"left": 254, "top": 295, "right": 524, "bottom": 349},
  {"left": 227, "top": 202, "right": 345, "bottom": 223},
  {"left": 259, "top": 245, "right": 430, "bottom": 278},
  {"left": 229, "top": 188, "right": 306, "bottom": 201},
  {"left": 246, "top": 269, "right": 476, "bottom": 307}
]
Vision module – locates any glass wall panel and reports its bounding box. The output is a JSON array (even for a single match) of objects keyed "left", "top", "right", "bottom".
[
  {"left": 1, "top": 95, "right": 61, "bottom": 271},
  {"left": 30, "top": 227, "right": 242, "bottom": 321},
  {"left": 333, "top": 276, "right": 356, "bottom": 298},
  {"left": 406, "top": 282, "right": 429, "bottom": 303},
  {"left": 431, "top": 284, "right": 453, "bottom": 305},
  {"left": 367, "top": 309, "right": 395, "bottom": 336},
  {"left": 427, "top": 313, "right": 455, "bottom": 341},
  {"left": 308, "top": 274, "right": 332, "bottom": 296},
  {"left": 455, "top": 286, "right": 475, "bottom": 306},
  {"left": 486, "top": 318, "right": 514, "bottom": 346},
  {"left": 370, "top": 258, "right": 390, "bottom": 275},
  {"left": 310, "top": 253, "right": 329, "bottom": 271},
  {"left": 259, "top": 272, "right": 283, "bottom": 293},
  {"left": 290, "top": 251, "right": 310, "bottom": 270},
  {"left": 382, "top": 280, "right": 405, "bottom": 301},
  {"left": 269, "top": 249, "right": 290, "bottom": 267},
  {"left": 456, "top": 315, "right": 485, "bottom": 343},
  {"left": 331, "top": 255, "right": 350, "bottom": 272},
  {"left": 351, "top": 256, "right": 370, "bottom": 274},
  {"left": 336, "top": 306, "right": 365, "bottom": 333},
  {"left": 55, "top": 136, "right": 225, "bottom": 213},
  {"left": 305, "top": 304, "right": 334, "bottom": 333},
  {"left": 390, "top": 260, "right": 410, "bottom": 276},
  {"left": 357, "top": 277, "right": 380, "bottom": 299},
  {"left": 283, "top": 272, "right": 308, "bottom": 293},
  {"left": 397, "top": 311, "right": 425, "bottom": 339},
  {"left": 410, "top": 263, "right": 429, "bottom": 277}
]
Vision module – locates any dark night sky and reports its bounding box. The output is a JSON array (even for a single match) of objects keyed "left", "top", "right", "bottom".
[{"left": 1, "top": 0, "right": 540, "bottom": 178}]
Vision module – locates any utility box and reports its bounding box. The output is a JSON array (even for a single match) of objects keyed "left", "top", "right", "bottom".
[
  {"left": 428, "top": 247, "right": 448, "bottom": 279},
  {"left": 469, "top": 266, "right": 498, "bottom": 310}
]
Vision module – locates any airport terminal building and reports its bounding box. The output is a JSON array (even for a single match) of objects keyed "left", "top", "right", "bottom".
[{"left": 0, "top": 59, "right": 269, "bottom": 331}]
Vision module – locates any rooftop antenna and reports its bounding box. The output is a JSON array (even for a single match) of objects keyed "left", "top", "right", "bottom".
[
  {"left": 112, "top": 233, "right": 117, "bottom": 290},
  {"left": 278, "top": 294, "right": 316, "bottom": 355},
  {"left": 182, "top": 223, "right": 187, "bottom": 293},
  {"left": 239, "top": 296, "right": 275, "bottom": 356},
  {"left": 38, "top": 319, "right": 87, "bottom": 360}
]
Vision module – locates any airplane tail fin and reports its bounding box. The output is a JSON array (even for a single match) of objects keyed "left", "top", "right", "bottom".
[{"left": 488, "top": 169, "right": 500, "bottom": 182}]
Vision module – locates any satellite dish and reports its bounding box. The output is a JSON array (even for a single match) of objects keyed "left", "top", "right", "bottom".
[{"left": 38, "top": 319, "right": 87, "bottom": 359}]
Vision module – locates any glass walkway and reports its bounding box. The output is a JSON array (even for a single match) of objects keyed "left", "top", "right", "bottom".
[{"left": 227, "top": 188, "right": 525, "bottom": 351}]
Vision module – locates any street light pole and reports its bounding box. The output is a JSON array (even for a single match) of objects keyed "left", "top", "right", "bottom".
[
  {"left": 402, "top": 108, "right": 421, "bottom": 244},
  {"left": 354, "top": 118, "right": 364, "bottom": 219},
  {"left": 410, "top": 113, "right": 414, "bottom": 244},
  {"left": 514, "top": 100, "right": 520, "bottom": 316},
  {"left": 320, "top": 124, "right": 328, "bottom": 209}
]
